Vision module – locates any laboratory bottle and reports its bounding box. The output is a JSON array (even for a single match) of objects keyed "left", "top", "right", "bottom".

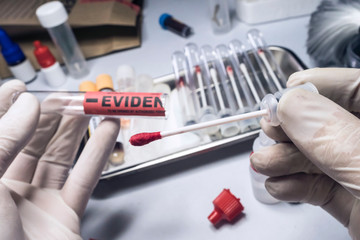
[
  {"left": 0, "top": 28, "right": 36, "bottom": 83},
  {"left": 159, "top": 13, "right": 193, "bottom": 38},
  {"left": 250, "top": 130, "right": 280, "bottom": 204},
  {"left": 36, "top": 1, "right": 89, "bottom": 78},
  {"left": 33, "top": 40, "right": 66, "bottom": 87},
  {"left": 209, "top": 0, "right": 231, "bottom": 34}
]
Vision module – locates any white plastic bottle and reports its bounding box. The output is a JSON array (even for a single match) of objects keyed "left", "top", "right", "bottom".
[
  {"left": 33, "top": 40, "right": 66, "bottom": 87},
  {"left": 250, "top": 130, "right": 280, "bottom": 204}
]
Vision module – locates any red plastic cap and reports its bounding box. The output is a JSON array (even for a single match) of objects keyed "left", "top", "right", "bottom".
[
  {"left": 208, "top": 189, "right": 244, "bottom": 225},
  {"left": 33, "top": 40, "right": 56, "bottom": 68}
]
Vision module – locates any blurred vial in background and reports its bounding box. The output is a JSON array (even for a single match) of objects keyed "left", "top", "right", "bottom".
[{"left": 209, "top": 0, "right": 231, "bottom": 34}]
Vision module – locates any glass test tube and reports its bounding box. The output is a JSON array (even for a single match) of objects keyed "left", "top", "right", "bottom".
[
  {"left": 229, "top": 39, "right": 266, "bottom": 102},
  {"left": 184, "top": 43, "right": 219, "bottom": 135},
  {"left": 247, "top": 29, "right": 286, "bottom": 91},
  {"left": 13, "top": 91, "right": 169, "bottom": 118},
  {"left": 171, "top": 51, "right": 199, "bottom": 126},
  {"left": 201, "top": 45, "right": 240, "bottom": 137}
]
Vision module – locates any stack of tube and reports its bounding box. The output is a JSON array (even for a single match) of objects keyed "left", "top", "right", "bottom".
[{"left": 171, "top": 28, "right": 286, "bottom": 138}]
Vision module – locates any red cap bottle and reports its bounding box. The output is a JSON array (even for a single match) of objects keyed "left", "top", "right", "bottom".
[
  {"left": 208, "top": 189, "right": 244, "bottom": 225},
  {"left": 33, "top": 40, "right": 66, "bottom": 87},
  {"left": 33, "top": 40, "right": 56, "bottom": 68}
]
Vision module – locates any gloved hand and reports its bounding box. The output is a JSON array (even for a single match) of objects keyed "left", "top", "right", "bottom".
[
  {"left": 250, "top": 68, "right": 360, "bottom": 239},
  {"left": 0, "top": 80, "right": 120, "bottom": 239}
]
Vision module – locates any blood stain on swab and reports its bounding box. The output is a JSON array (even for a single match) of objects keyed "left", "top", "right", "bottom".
[{"left": 129, "top": 132, "right": 162, "bottom": 146}]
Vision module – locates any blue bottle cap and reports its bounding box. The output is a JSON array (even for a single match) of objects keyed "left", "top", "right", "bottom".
[
  {"left": 159, "top": 13, "right": 172, "bottom": 29},
  {"left": 0, "top": 27, "right": 25, "bottom": 65}
]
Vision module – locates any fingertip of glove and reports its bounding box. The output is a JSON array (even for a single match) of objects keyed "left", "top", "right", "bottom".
[
  {"left": 2, "top": 80, "right": 26, "bottom": 92},
  {"left": 14, "top": 92, "right": 40, "bottom": 114},
  {"left": 97, "top": 118, "right": 120, "bottom": 136},
  {"left": 265, "top": 178, "right": 282, "bottom": 198},
  {"left": 250, "top": 151, "right": 266, "bottom": 173}
]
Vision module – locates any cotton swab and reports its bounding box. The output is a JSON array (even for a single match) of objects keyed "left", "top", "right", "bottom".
[
  {"left": 129, "top": 109, "right": 268, "bottom": 146},
  {"left": 129, "top": 82, "right": 319, "bottom": 146},
  {"left": 226, "top": 66, "right": 244, "bottom": 109},
  {"left": 239, "top": 63, "right": 261, "bottom": 103},
  {"left": 195, "top": 65, "right": 208, "bottom": 107},
  {"left": 258, "top": 49, "right": 283, "bottom": 91}
]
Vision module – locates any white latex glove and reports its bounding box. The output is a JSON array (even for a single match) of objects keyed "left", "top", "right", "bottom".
[
  {"left": 0, "top": 80, "right": 120, "bottom": 240},
  {"left": 250, "top": 68, "right": 360, "bottom": 239}
]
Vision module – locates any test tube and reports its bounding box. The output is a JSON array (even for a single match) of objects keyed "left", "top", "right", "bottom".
[
  {"left": 217, "top": 44, "right": 259, "bottom": 132},
  {"left": 184, "top": 43, "right": 219, "bottom": 135},
  {"left": 172, "top": 51, "right": 199, "bottom": 126},
  {"left": 200, "top": 45, "right": 240, "bottom": 137},
  {"left": 136, "top": 74, "right": 154, "bottom": 92},
  {"left": 247, "top": 29, "right": 286, "bottom": 91},
  {"left": 12, "top": 91, "right": 169, "bottom": 118},
  {"left": 117, "top": 65, "right": 136, "bottom": 92},
  {"left": 159, "top": 13, "right": 193, "bottom": 38},
  {"left": 36, "top": 1, "right": 89, "bottom": 78},
  {"left": 228, "top": 40, "right": 265, "bottom": 102},
  {"left": 209, "top": 0, "right": 231, "bottom": 34},
  {"left": 117, "top": 65, "right": 136, "bottom": 128}
]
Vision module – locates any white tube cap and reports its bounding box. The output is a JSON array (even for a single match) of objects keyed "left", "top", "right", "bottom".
[
  {"left": 36, "top": 1, "right": 68, "bottom": 28},
  {"left": 116, "top": 65, "right": 136, "bottom": 80}
]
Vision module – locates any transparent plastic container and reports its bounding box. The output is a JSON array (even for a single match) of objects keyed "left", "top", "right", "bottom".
[
  {"left": 229, "top": 39, "right": 265, "bottom": 102},
  {"left": 250, "top": 130, "right": 280, "bottom": 204},
  {"left": 247, "top": 29, "right": 286, "bottom": 91},
  {"left": 36, "top": 1, "right": 89, "bottom": 78},
  {"left": 172, "top": 51, "right": 199, "bottom": 126},
  {"left": 199, "top": 45, "right": 240, "bottom": 137},
  {"left": 13, "top": 91, "right": 169, "bottom": 118},
  {"left": 216, "top": 44, "right": 258, "bottom": 133},
  {"left": 209, "top": 0, "right": 231, "bottom": 34},
  {"left": 184, "top": 43, "right": 219, "bottom": 135}
]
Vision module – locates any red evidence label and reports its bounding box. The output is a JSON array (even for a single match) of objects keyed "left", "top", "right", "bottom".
[{"left": 83, "top": 92, "right": 166, "bottom": 117}]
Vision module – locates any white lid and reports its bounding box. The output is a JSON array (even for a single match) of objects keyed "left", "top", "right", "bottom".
[
  {"left": 117, "top": 65, "right": 136, "bottom": 80},
  {"left": 36, "top": 1, "right": 68, "bottom": 28}
]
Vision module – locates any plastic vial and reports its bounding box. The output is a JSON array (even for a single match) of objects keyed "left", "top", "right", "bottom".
[
  {"left": 247, "top": 29, "right": 286, "bottom": 91},
  {"left": 250, "top": 130, "right": 280, "bottom": 204},
  {"left": 159, "top": 13, "right": 193, "bottom": 38},
  {"left": 116, "top": 64, "right": 136, "bottom": 129},
  {"left": 216, "top": 44, "right": 258, "bottom": 133},
  {"left": 0, "top": 28, "right": 36, "bottom": 83},
  {"left": 136, "top": 74, "right": 154, "bottom": 92},
  {"left": 172, "top": 51, "right": 199, "bottom": 126},
  {"left": 12, "top": 90, "right": 169, "bottom": 118},
  {"left": 209, "top": 0, "right": 231, "bottom": 34},
  {"left": 33, "top": 40, "right": 66, "bottom": 87},
  {"left": 229, "top": 39, "right": 265, "bottom": 103},
  {"left": 36, "top": 1, "right": 89, "bottom": 78},
  {"left": 184, "top": 43, "right": 219, "bottom": 135}
]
